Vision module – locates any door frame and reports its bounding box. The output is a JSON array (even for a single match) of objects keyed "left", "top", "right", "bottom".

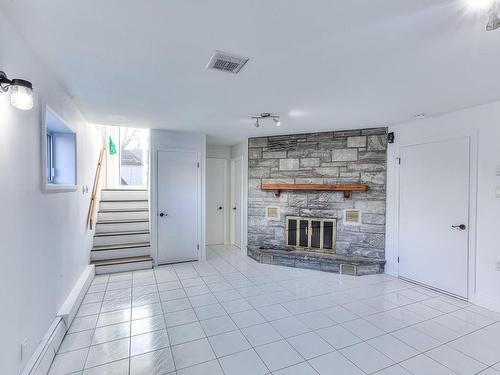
[
  {"left": 153, "top": 147, "right": 202, "bottom": 265},
  {"left": 394, "top": 131, "right": 478, "bottom": 300},
  {"left": 230, "top": 156, "right": 243, "bottom": 248},
  {"left": 206, "top": 157, "right": 228, "bottom": 245}
]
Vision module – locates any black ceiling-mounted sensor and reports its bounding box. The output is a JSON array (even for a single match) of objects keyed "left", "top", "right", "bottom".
[{"left": 387, "top": 132, "right": 395, "bottom": 144}]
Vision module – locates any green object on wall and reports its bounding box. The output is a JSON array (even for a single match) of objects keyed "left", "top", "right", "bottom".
[{"left": 109, "top": 136, "right": 116, "bottom": 155}]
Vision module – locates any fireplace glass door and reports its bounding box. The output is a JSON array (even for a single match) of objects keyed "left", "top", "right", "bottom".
[{"left": 285, "top": 216, "right": 336, "bottom": 253}]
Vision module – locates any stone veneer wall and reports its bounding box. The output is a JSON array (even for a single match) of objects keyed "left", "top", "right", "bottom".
[{"left": 247, "top": 127, "right": 387, "bottom": 259}]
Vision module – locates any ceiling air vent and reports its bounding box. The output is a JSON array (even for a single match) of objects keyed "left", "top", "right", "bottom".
[{"left": 206, "top": 51, "right": 249, "bottom": 74}]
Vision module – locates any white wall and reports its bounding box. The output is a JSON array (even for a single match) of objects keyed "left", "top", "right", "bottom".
[
  {"left": 207, "top": 145, "right": 231, "bottom": 160},
  {"left": 0, "top": 12, "right": 102, "bottom": 375},
  {"left": 386, "top": 102, "right": 500, "bottom": 312},
  {"left": 150, "top": 130, "right": 207, "bottom": 260},
  {"left": 207, "top": 145, "right": 231, "bottom": 244}
]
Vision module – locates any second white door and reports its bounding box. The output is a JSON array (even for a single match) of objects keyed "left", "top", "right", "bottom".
[
  {"left": 206, "top": 158, "right": 226, "bottom": 244},
  {"left": 398, "top": 136, "right": 470, "bottom": 298},
  {"left": 157, "top": 150, "right": 200, "bottom": 264}
]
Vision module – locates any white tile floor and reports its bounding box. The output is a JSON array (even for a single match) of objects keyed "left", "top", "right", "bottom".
[{"left": 49, "top": 245, "right": 500, "bottom": 375}]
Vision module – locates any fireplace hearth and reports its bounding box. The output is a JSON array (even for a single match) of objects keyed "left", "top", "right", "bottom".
[{"left": 247, "top": 245, "right": 385, "bottom": 276}]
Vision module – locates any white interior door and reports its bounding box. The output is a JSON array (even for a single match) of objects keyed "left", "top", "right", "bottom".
[
  {"left": 398, "top": 136, "right": 470, "bottom": 298},
  {"left": 157, "top": 150, "right": 199, "bottom": 264},
  {"left": 206, "top": 158, "right": 226, "bottom": 244},
  {"left": 231, "top": 158, "right": 242, "bottom": 248}
]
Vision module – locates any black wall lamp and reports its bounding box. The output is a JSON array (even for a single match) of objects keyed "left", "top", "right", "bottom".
[{"left": 0, "top": 71, "right": 34, "bottom": 110}]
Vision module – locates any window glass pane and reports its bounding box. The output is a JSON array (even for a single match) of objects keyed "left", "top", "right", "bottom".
[{"left": 119, "top": 128, "right": 149, "bottom": 187}]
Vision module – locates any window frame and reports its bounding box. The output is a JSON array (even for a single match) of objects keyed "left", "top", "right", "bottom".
[
  {"left": 46, "top": 131, "right": 54, "bottom": 183},
  {"left": 41, "top": 105, "right": 78, "bottom": 193}
]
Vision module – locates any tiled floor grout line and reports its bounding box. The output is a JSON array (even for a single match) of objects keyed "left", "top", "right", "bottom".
[
  {"left": 127, "top": 272, "right": 136, "bottom": 375},
  {"left": 82, "top": 274, "right": 109, "bottom": 373},
  {"left": 214, "top": 247, "right": 497, "bottom": 374},
  {"left": 167, "top": 256, "right": 289, "bottom": 374},
  {"left": 54, "top": 246, "right": 500, "bottom": 375},
  {"left": 68, "top": 294, "right": 490, "bottom": 374},
  {"left": 187, "top": 248, "right": 498, "bottom": 374},
  {"left": 207, "top": 248, "right": 354, "bottom": 374},
  {"left": 179, "top": 261, "right": 231, "bottom": 375},
  {"left": 154, "top": 265, "right": 178, "bottom": 374}
]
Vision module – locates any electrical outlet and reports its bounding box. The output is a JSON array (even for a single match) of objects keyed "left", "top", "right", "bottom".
[{"left": 21, "top": 339, "right": 28, "bottom": 361}]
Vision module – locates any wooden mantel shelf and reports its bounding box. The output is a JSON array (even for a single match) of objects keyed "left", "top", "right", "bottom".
[{"left": 261, "top": 183, "right": 369, "bottom": 198}]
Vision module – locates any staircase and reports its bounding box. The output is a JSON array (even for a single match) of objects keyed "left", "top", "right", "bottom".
[{"left": 91, "top": 189, "right": 153, "bottom": 274}]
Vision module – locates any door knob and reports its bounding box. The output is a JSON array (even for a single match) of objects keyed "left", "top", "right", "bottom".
[
  {"left": 452, "top": 224, "right": 466, "bottom": 230},
  {"left": 232, "top": 207, "right": 237, "bottom": 210},
  {"left": 159, "top": 212, "right": 167, "bottom": 217}
]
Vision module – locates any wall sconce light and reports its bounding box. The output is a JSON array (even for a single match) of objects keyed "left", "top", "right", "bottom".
[{"left": 0, "top": 71, "right": 34, "bottom": 110}]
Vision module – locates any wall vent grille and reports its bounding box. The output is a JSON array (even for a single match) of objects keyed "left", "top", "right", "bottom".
[
  {"left": 340, "top": 264, "right": 357, "bottom": 276},
  {"left": 344, "top": 209, "right": 361, "bottom": 225},
  {"left": 266, "top": 207, "right": 280, "bottom": 220},
  {"left": 207, "top": 51, "right": 249, "bottom": 74}
]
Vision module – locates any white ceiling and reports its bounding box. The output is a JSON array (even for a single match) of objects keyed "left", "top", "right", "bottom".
[{"left": 2, "top": 0, "right": 500, "bottom": 144}]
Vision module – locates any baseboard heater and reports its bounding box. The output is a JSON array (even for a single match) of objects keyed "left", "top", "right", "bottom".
[{"left": 20, "top": 265, "right": 95, "bottom": 375}]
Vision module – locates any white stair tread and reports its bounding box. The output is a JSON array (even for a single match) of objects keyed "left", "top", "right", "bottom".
[
  {"left": 92, "top": 242, "right": 150, "bottom": 251},
  {"left": 94, "top": 230, "right": 149, "bottom": 237},
  {"left": 99, "top": 200, "right": 149, "bottom": 204},
  {"left": 97, "top": 219, "right": 149, "bottom": 224},
  {"left": 92, "top": 256, "right": 153, "bottom": 266},
  {"left": 101, "top": 189, "right": 147, "bottom": 191},
  {"left": 98, "top": 208, "right": 149, "bottom": 213}
]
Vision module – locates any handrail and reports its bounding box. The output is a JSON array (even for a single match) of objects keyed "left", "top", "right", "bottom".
[{"left": 89, "top": 147, "right": 105, "bottom": 230}]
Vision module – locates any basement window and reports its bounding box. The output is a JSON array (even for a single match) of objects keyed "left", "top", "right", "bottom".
[{"left": 43, "top": 107, "right": 77, "bottom": 191}]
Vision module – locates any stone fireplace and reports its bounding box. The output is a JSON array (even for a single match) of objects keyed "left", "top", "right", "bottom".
[{"left": 246, "top": 127, "right": 387, "bottom": 275}]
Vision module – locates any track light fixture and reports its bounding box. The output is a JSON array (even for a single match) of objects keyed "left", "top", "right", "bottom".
[
  {"left": 252, "top": 112, "right": 281, "bottom": 128},
  {"left": 0, "top": 71, "right": 34, "bottom": 110},
  {"left": 487, "top": 1, "right": 500, "bottom": 30}
]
